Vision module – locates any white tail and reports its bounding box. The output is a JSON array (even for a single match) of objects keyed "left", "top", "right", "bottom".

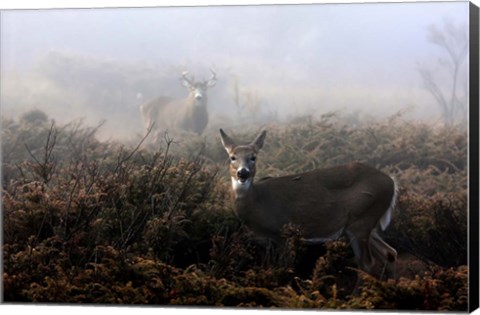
[
  {"left": 140, "top": 70, "right": 217, "bottom": 142},
  {"left": 219, "top": 128, "right": 398, "bottom": 279}
]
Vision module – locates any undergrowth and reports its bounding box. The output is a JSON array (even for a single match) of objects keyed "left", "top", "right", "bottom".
[{"left": 1, "top": 111, "right": 468, "bottom": 310}]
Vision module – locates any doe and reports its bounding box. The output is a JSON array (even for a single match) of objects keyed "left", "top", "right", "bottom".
[{"left": 219, "top": 128, "right": 398, "bottom": 279}]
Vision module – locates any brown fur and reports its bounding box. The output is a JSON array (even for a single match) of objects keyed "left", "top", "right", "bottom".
[{"left": 220, "top": 128, "right": 398, "bottom": 280}]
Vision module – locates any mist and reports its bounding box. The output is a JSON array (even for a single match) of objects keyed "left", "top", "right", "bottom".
[{"left": 0, "top": 2, "right": 470, "bottom": 141}]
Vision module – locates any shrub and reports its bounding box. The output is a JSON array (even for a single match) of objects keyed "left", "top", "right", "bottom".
[{"left": 2, "top": 112, "right": 468, "bottom": 310}]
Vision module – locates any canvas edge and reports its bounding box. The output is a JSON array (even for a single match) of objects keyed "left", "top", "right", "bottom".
[{"left": 469, "top": 1, "right": 480, "bottom": 313}]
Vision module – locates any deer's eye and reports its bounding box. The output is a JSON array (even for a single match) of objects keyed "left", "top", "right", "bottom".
[
  {"left": 230, "top": 156, "right": 236, "bottom": 162},
  {"left": 250, "top": 156, "right": 256, "bottom": 162}
]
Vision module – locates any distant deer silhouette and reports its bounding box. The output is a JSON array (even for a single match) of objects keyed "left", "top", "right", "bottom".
[{"left": 140, "top": 70, "right": 216, "bottom": 142}]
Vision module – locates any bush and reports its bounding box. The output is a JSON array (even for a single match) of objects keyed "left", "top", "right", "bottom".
[
  {"left": 387, "top": 191, "right": 467, "bottom": 267},
  {"left": 2, "top": 112, "right": 468, "bottom": 310}
]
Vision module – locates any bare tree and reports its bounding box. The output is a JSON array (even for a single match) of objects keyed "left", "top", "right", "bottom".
[{"left": 418, "top": 19, "right": 468, "bottom": 126}]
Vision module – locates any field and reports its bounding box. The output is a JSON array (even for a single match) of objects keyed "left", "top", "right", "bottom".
[{"left": 1, "top": 110, "right": 469, "bottom": 310}]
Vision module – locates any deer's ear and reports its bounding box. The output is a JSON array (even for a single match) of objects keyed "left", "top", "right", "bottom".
[
  {"left": 220, "top": 129, "right": 235, "bottom": 154},
  {"left": 252, "top": 129, "right": 266, "bottom": 152}
]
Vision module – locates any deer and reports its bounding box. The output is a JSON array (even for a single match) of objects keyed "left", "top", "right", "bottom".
[
  {"left": 219, "top": 128, "right": 398, "bottom": 281},
  {"left": 140, "top": 70, "right": 217, "bottom": 143}
]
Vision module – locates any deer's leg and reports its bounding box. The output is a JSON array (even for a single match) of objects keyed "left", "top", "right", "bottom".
[
  {"left": 345, "top": 226, "right": 374, "bottom": 275},
  {"left": 345, "top": 224, "right": 374, "bottom": 295},
  {"left": 345, "top": 199, "right": 395, "bottom": 293},
  {"left": 369, "top": 230, "right": 397, "bottom": 280}
]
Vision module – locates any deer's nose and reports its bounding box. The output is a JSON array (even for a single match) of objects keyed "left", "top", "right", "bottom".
[
  {"left": 195, "top": 93, "right": 203, "bottom": 100},
  {"left": 237, "top": 168, "right": 250, "bottom": 181}
]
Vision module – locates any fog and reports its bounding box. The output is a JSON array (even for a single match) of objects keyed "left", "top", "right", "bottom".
[{"left": 0, "top": 2, "right": 470, "bottom": 141}]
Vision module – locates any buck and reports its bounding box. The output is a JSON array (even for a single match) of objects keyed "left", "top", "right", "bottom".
[
  {"left": 219, "top": 128, "right": 398, "bottom": 279},
  {"left": 140, "top": 70, "right": 217, "bottom": 142}
]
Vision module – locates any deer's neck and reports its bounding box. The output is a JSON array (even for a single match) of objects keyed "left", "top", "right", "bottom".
[
  {"left": 231, "top": 177, "right": 256, "bottom": 221},
  {"left": 188, "top": 94, "right": 208, "bottom": 109},
  {"left": 231, "top": 178, "right": 281, "bottom": 239},
  {"left": 231, "top": 177, "right": 254, "bottom": 200}
]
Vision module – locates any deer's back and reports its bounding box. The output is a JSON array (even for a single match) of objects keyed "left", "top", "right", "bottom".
[
  {"left": 240, "top": 162, "right": 394, "bottom": 239},
  {"left": 141, "top": 96, "right": 172, "bottom": 121}
]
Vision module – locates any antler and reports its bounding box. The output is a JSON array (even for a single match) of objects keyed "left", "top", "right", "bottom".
[
  {"left": 181, "top": 71, "right": 195, "bottom": 86},
  {"left": 205, "top": 68, "right": 217, "bottom": 87}
]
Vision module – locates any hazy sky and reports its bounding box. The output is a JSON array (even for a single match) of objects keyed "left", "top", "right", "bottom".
[
  {"left": 0, "top": 1, "right": 471, "bottom": 138},
  {"left": 2, "top": 2, "right": 469, "bottom": 70}
]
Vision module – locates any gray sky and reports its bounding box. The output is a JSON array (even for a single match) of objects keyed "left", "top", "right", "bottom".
[
  {"left": 0, "top": 1, "right": 471, "bottom": 139},
  {"left": 2, "top": 3, "right": 468, "bottom": 68}
]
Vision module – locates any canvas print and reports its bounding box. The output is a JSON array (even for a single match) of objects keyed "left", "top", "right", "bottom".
[{"left": 1, "top": 1, "right": 478, "bottom": 312}]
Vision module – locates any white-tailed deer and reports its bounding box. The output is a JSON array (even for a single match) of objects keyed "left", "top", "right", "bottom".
[
  {"left": 140, "top": 70, "right": 217, "bottom": 142},
  {"left": 219, "top": 128, "right": 398, "bottom": 280}
]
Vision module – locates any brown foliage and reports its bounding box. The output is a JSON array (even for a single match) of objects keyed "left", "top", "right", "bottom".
[{"left": 2, "top": 112, "right": 469, "bottom": 310}]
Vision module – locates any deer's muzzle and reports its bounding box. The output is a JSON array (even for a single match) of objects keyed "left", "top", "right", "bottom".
[
  {"left": 237, "top": 168, "right": 250, "bottom": 182},
  {"left": 194, "top": 93, "right": 203, "bottom": 101}
]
